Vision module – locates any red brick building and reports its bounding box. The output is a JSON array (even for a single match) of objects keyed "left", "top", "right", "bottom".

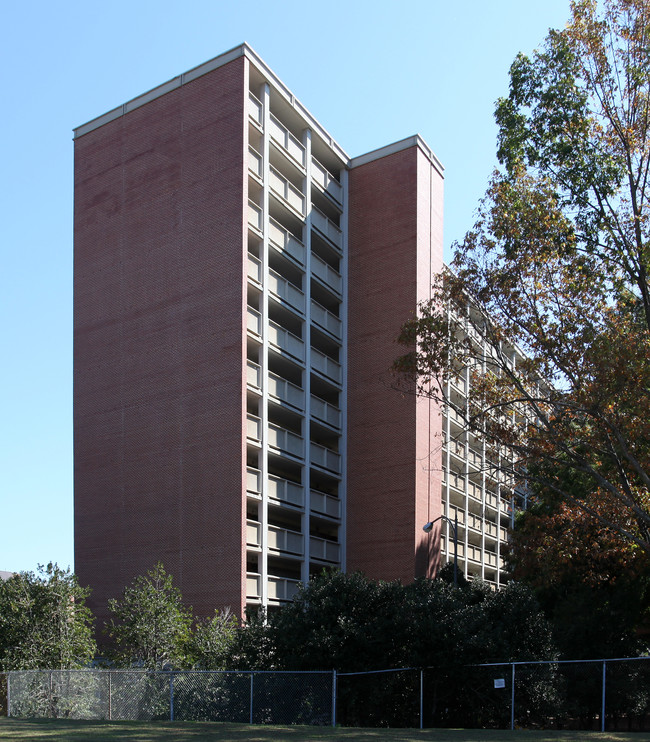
[{"left": 75, "top": 44, "right": 508, "bottom": 627}]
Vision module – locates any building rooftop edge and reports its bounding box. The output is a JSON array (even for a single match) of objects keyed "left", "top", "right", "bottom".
[
  {"left": 348, "top": 135, "right": 444, "bottom": 176},
  {"left": 72, "top": 43, "right": 349, "bottom": 163}
]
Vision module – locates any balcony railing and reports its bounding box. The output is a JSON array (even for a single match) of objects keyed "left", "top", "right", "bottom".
[
  {"left": 246, "top": 572, "right": 261, "bottom": 600},
  {"left": 247, "top": 252, "right": 262, "bottom": 284},
  {"left": 310, "top": 489, "right": 341, "bottom": 519},
  {"left": 247, "top": 360, "right": 261, "bottom": 391},
  {"left": 311, "top": 348, "right": 341, "bottom": 384},
  {"left": 248, "top": 200, "right": 263, "bottom": 233},
  {"left": 269, "top": 269, "right": 304, "bottom": 313},
  {"left": 270, "top": 166, "right": 305, "bottom": 216},
  {"left": 269, "top": 114, "right": 306, "bottom": 169},
  {"left": 268, "top": 524, "right": 304, "bottom": 556},
  {"left": 310, "top": 395, "right": 341, "bottom": 429},
  {"left": 310, "top": 535, "right": 340, "bottom": 563},
  {"left": 311, "top": 253, "right": 342, "bottom": 295},
  {"left": 247, "top": 414, "right": 261, "bottom": 443},
  {"left": 268, "top": 423, "right": 303, "bottom": 458},
  {"left": 248, "top": 146, "right": 263, "bottom": 180},
  {"left": 247, "top": 307, "right": 261, "bottom": 337},
  {"left": 269, "top": 474, "right": 304, "bottom": 508},
  {"left": 268, "top": 575, "right": 300, "bottom": 602},
  {"left": 310, "top": 442, "right": 341, "bottom": 473},
  {"left": 311, "top": 206, "right": 342, "bottom": 250},
  {"left": 311, "top": 300, "right": 341, "bottom": 338},
  {"left": 311, "top": 157, "right": 342, "bottom": 206},
  {"left": 269, "top": 372, "right": 304, "bottom": 411},
  {"left": 246, "top": 519, "right": 261, "bottom": 548},
  {"left": 247, "top": 467, "right": 261, "bottom": 496},
  {"left": 248, "top": 92, "right": 263, "bottom": 127},
  {"left": 269, "top": 321, "right": 304, "bottom": 362},
  {"left": 269, "top": 218, "right": 305, "bottom": 265}
]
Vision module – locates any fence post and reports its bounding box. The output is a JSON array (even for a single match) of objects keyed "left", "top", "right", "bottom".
[
  {"left": 249, "top": 672, "right": 254, "bottom": 725},
  {"left": 6, "top": 673, "right": 9, "bottom": 718},
  {"left": 331, "top": 670, "right": 337, "bottom": 728},
  {"left": 108, "top": 672, "right": 112, "bottom": 721},
  {"left": 601, "top": 660, "right": 607, "bottom": 733},
  {"left": 510, "top": 663, "right": 515, "bottom": 731},
  {"left": 169, "top": 673, "right": 174, "bottom": 722},
  {"left": 420, "top": 669, "right": 424, "bottom": 729}
]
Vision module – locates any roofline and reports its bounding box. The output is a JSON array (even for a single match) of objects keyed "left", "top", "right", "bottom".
[
  {"left": 348, "top": 134, "right": 444, "bottom": 177},
  {"left": 73, "top": 43, "right": 349, "bottom": 163},
  {"left": 72, "top": 45, "right": 445, "bottom": 176}
]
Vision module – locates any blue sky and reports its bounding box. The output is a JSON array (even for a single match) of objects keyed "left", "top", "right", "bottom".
[{"left": 0, "top": 0, "right": 570, "bottom": 575}]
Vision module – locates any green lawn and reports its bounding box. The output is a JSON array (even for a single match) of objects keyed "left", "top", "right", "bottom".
[{"left": 0, "top": 719, "right": 647, "bottom": 742}]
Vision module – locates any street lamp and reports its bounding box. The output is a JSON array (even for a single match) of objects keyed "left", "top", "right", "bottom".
[{"left": 422, "top": 514, "right": 458, "bottom": 586}]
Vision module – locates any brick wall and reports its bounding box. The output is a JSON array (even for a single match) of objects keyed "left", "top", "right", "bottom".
[
  {"left": 74, "top": 57, "right": 249, "bottom": 629},
  {"left": 346, "top": 143, "right": 444, "bottom": 582}
]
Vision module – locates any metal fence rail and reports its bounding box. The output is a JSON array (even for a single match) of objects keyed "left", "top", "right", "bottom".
[
  {"left": 6, "top": 669, "right": 334, "bottom": 726},
  {"left": 6, "top": 657, "right": 650, "bottom": 730}
]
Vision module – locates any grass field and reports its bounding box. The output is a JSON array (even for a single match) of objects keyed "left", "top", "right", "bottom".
[{"left": 0, "top": 719, "right": 648, "bottom": 742}]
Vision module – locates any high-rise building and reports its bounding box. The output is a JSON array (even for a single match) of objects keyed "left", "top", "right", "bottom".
[{"left": 74, "top": 44, "right": 515, "bottom": 626}]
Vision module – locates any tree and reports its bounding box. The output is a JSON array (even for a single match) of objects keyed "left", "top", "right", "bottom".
[
  {"left": 396, "top": 0, "right": 650, "bottom": 553},
  {"left": 0, "top": 563, "right": 96, "bottom": 670},
  {"left": 106, "top": 562, "right": 192, "bottom": 669},
  {"left": 186, "top": 608, "right": 238, "bottom": 670}
]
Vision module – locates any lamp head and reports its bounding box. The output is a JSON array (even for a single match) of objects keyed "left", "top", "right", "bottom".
[{"left": 422, "top": 522, "right": 434, "bottom": 533}]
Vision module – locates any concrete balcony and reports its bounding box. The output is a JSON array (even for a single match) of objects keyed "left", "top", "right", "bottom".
[
  {"left": 247, "top": 252, "right": 262, "bottom": 285},
  {"left": 246, "top": 519, "right": 261, "bottom": 548},
  {"left": 268, "top": 474, "right": 304, "bottom": 508},
  {"left": 248, "top": 200, "right": 263, "bottom": 234},
  {"left": 247, "top": 467, "right": 261, "bottom": 497},
  {"left": 248, "top": 146, "right": 263, "bottom": 181},
  {"left": 247, "top": 360, "right": 261, "bottom": 392},
  {"left": 311, "top": 156, "right": 342, "bottom": 206},
  {"left": 269, "top": 217, "right": 305, "bottom": 265},
  {"left": 248, "top": 92, "right": 263, "bottom": 128},
  {"left": 247, "top": 414, "right": 261, "bottom": 444},
  {"left": 311, "top": 348, "right": 341, "bottom": 385},
  {"left": 311, "top": 206, "right": 342, "bottom": 251},
  {"left": 270, "top": 166, "right": 305, "bottom": 216},
  {"left": 310, "top": 395, "right": 341, "bottom": 429},
  {"left": 269, "top": 114, "right": 306, "bottom": 170},
  {"left": 310, "top": 535, "right": 340, "bottom": 563},
  {"left": 310, "top": 442, "right": 341, "bottom": 473},
  {"left": 269, "top": 372, "right": 304, "bottom": 411},
  {"left": 268, "top": 575, "right": 300, "bottom": 602},
  {"left": 269, "top": 321, "right": 304, "bottom": 362},
  {"left": 269, "top": 269, "right": 304, "bottom": 314},
  {"left": 311, "top": 300, "right": 341, "bottom": 339},
  {"left": 268, "top": 423, "right": 303, "bottom": 459},
  {"left": 247, "top": 307, "right": 262, "bottom": 338},
  {"left": 268, "top": 524, "right": 304, "bottom": 556},
  {"left": 311, "top": 253, "right": 342, "bottom": 296},
  {"left": 246, "top": 571, "right": 261, "bottom": 600},
  {"left": 310, "top": 489, "right": 341, "bottom": 519}
]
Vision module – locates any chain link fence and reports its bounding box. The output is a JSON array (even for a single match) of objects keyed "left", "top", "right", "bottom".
[
  {"left": 5, "top": 658, "right": 650, "bottom": 730},
  {"left": 6, "top": 670, "right": 333, "bottom": 725},
  {"left": 337, "top": 657, "right": 650, "bottom": 731}
]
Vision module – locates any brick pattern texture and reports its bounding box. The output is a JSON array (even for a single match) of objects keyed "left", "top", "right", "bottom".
[
  {"left": 347, "top": 145, "right": 444, "bottom": 582},
  {"left": 74, "top": 57, "right": 249, "bottom": 628}
]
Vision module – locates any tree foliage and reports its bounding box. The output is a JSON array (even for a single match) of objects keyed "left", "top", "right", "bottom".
[
  {"left": 396, "top": 0, "right": 650, "bottom": 552},
  {"left": 106, "top": 562, "right": 192, "bottom": 669},
  {"left": 0, "top": 564, "right": 96, "bottom": 670},
  {"left": 232, "top": 570, "right": 555, "bottom": 672}
]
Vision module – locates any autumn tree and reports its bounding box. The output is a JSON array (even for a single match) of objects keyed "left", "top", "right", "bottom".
[
  {"left": 0, "top": 564, "right": 96, "bottom": 670},
  {"left": 396, "top": 0, "right": 650, "bottom": 553}
]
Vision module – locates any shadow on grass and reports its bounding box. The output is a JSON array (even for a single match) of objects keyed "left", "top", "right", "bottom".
[{"left": 0, "top": 719, "right": 646, "bottom": 742}]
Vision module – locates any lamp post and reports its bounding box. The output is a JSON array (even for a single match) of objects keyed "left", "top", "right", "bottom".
[{"left": 422, "top": 514, "right": 458, "bottom": 586}]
